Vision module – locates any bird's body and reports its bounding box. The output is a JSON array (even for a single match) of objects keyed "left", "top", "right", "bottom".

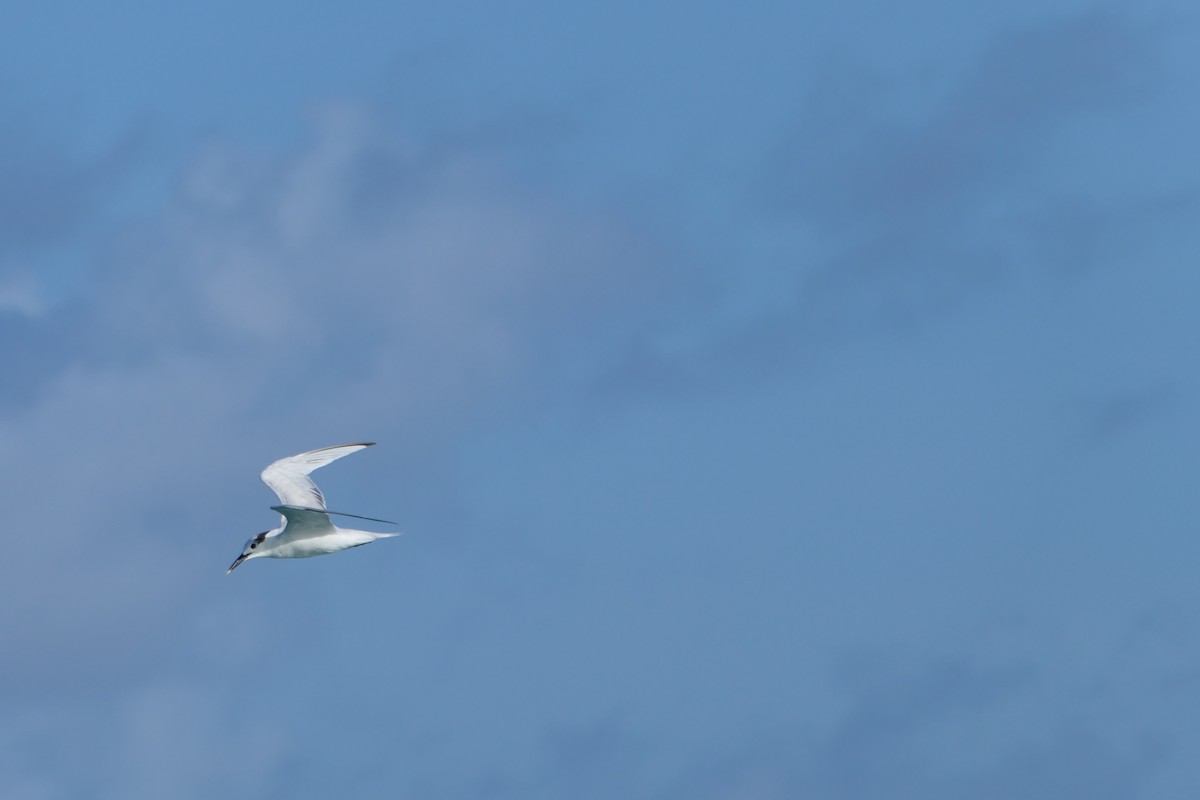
[
  {"left": 227, "top": 442, "right": 398, "bottom": 573},
  {"left": 258, "top": 527, "right": 381, "bottom": 559}
]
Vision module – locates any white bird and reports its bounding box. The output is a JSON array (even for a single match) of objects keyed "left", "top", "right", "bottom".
[{"left": 227, "top": 442, "right": 399, "bottom": 573}]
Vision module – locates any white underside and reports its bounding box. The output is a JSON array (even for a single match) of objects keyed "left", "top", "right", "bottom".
[{"left": 262, "top": 529, "right": 398, "bottom": 559}]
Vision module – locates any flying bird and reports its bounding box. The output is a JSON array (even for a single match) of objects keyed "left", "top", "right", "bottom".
[{"left": 227, "top": 442, "right": 399, "bottom": 573}]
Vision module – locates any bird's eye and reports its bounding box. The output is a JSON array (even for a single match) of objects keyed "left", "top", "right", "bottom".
[{"left": 250, "top": 542, "right": 257, "bottom": 549}]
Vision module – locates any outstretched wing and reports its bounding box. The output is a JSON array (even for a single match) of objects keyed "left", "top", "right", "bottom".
[
  {"left": 272, "top": 505, "right": 336, "bottom": 542},
  {"left": 274, "top": 505, "right": 398, "bottom": 525},
  {"left": 260, "top": 442, "right": 374, "bottom": 509}
]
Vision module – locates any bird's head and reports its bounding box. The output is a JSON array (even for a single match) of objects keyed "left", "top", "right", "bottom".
[{"left": 227, "top": 531, "right": 270, "bottom": 573}]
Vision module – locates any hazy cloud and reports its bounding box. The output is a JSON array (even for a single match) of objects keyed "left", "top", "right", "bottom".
[{"left": 3, "top": 3, "right": 1200, "bottom": 798}]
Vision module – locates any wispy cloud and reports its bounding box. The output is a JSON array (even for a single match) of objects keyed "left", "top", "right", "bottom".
[
  {"left": 0, "top": 272, "right": 45, "bottom": 317},
  {"left": 4, "top": 3, "right": 1200, "bottom": 798},
  {"left": 0, "top": 98, "right": 680, "bottom": 797}
]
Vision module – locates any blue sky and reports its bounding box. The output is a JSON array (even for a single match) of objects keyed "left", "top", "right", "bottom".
[{"left": 3, "top": 1, "right": 1200, "bottom": 797}]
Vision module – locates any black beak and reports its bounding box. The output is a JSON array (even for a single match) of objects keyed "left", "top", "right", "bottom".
[{"left": 227, "top": 553, "right": 248, "bottom": 574}]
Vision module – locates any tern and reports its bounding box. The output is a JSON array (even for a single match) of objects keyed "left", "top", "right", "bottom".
[{"left": 227, "top": 442, "right": 399, "bottom": 573}]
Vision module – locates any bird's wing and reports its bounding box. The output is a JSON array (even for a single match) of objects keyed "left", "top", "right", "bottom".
[
  {"left": 273, "top": 505, "right": 337, "bottom": 542},
  {"left": 260, "top": 442, "right": 375, "bottom": 509}
]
